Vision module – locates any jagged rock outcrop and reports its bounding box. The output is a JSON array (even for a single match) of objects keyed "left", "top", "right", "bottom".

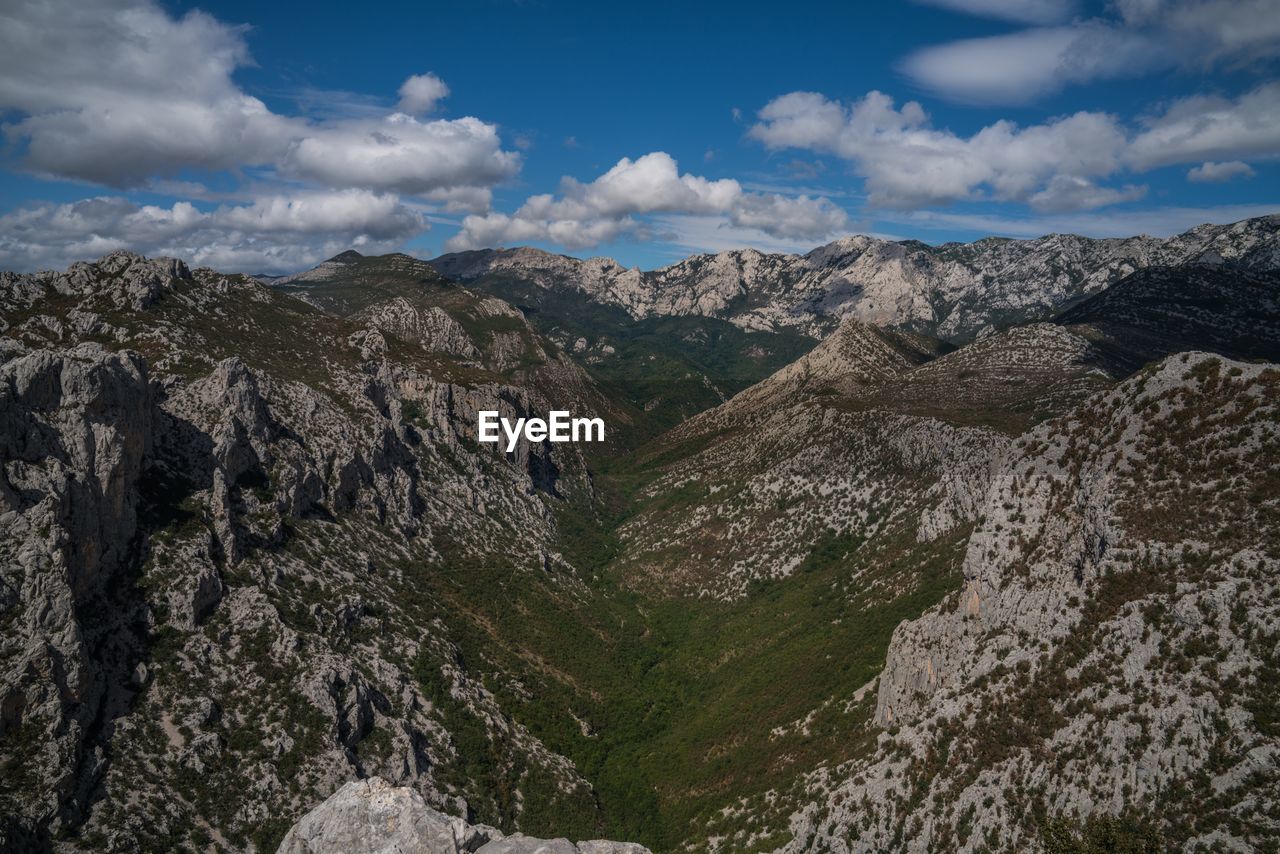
[
  {"left": 356, "top": 298, "right": 481, "bottom": 360},
  {"left": 0, "top": 253, "right": 615, "bottom": 851},
  {"left": 431, "top": 215, "right": 1280, "bottom": 341},
  {"left": 276, "top": 777, "right": 651, "bottom": 854},
  {"left": 0, "top": 345, "right": 154, "bottom": 842},
  {"left": 780, "top": 353, "right": 1280, "bottom": 852},
  {"left": 0, "top": 250, "right": 190, "bottom": 317},
  {"left": 58, "top": 251, "right": 191, "bottom": 312}
]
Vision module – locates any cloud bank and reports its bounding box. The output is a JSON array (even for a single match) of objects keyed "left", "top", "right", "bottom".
[
  {"left": 0, "top": 0, "right": 519, "bottom": 270},
  {"left": 0, "top": 191, "right": 427, "bottom": 273},
  {"left": 444, "top": 152, "right": 849, "bottom": 251},
  {"left": 749, "top": 84, "right": 1280, "bottom": 210},
  {"left": 0, "top": 0, "right": 1273, "bottom": 269}
]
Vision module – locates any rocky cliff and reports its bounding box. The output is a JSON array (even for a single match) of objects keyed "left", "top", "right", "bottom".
[
  {"left": 0, "top": 345, "right": 153, "bottom": 847},
  {"left": 0, "top": 251, "right": 639, "bottom": 851},
  {"left": 778, "top": 354, "right": 1280, "bottom": 852}
]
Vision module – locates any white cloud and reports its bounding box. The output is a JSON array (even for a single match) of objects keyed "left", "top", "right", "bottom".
[
  {"left": 750, "top": 91, "right": 1128, "bottom": 209},
  {"left": 397, "top": 73, "right": 449, "bottom": 114},
  {"left": 885, "top": 204, "right": 1280, "bottom": 239},
  {"left": 750, "top": 84, "right": 1277, "bottom": 212},
  {"left": 0, "top": 191, "right": 425, "bottom": 273},
  {"left": 211, "top": 191, "right": 425, "bottom": 238},
  {"left": 0, "top": 0, "right": 519, "bottom": 203},
  {"left": 1128, "top": 83, "right": 1280, "bottom": 170},
  {"left": 650, "top": 214, "right": 855, "bottom": 256},
  {"left": 900, "top": 25, "right": 1156, "bottom": 105},
  {"left": 565, "top": 153, "right": 740, "bottom": 217},
  {"left": 281, "top": 113, "right": 520, "bottom": 200},
  {"left": 1116, "top": 0, "right": 1280, "bottom": 64},
  {"left": 1028, "top": 176, "right": 1147, "bottom": 212},
  {"left": 444, "top": 152, "right": 849, "bottom": 252},
  {"left": 1187, "top": 160, "right": 1257, "bottom": 182},
  {"left": 0, "top": 0, "right": 293, "bottom": 185},
  {"left": 728, "top": 194, "right": 850, "bottom": 238},
  {"left": 901, "top": 0, "right": 1280, "bottom": 104},
  {"left": 912, "top": 0, "right": 1076, "bottom": 25}
]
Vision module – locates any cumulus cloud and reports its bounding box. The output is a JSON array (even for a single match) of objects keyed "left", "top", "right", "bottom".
[
  {"left": 0, "top": 0, "right": 293, "bottom": 185},
  {"left": 0, "top": 191, "right": 425, "bottom": 273},
  {"left": 444, "top": 152, "right": 849, "bottom": 251},
  {"left": 281, "top": 113, "right": 519, "bottom": 202},
  {"left": 750, "top": 91, "right": 1129, "bottom": 209},
  {"left": 1187, "top": 160, "right": 1257, "bottom": 182},
  {"left": 1128, "top": 83, "right": 1280, "bottom": 170},
  {"left": 728, "top": 195, "right": 850, "bottom": 239},
  {"left": 750, "top": 84, "right": 1278, "bottom": 212},
  {"left": 397, "top": 73, "right": 449, "bottom": 114},
  {"left": 901, "top": 0, "right": 1280, "bottom": 104},
  {"left": 0, "top": 0, "right": 518, "bottom": 203}
]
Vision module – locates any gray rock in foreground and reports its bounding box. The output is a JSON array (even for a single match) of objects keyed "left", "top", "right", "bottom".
[{"left": 276, "top": 777, "right": 651, "bottom": 854}]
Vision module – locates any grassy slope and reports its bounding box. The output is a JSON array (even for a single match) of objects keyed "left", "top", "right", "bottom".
[
  {"left": 446, "top": 270, "right": 818, "bottom": 433},
  {"left": 396, "top": 426, "right": 972, "bottom": 850}
]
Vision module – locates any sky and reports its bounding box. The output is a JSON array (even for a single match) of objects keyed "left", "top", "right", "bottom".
[{"left": 0, "top": 0, "right": 1277, "bottom": 274}]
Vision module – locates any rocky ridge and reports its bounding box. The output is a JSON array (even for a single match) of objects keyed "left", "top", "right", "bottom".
[
  {"left": 776, "top": 353, "right": 1280, "bottom": 852},
  {"left": 595, "top": 262, "right": 1279, "bottom": 849},
  {"left": 0, "top": 251, "right": 640, "bottom": 851},
  {"left": 430, "top": 215, "right": 1280, "bottom": 341}
]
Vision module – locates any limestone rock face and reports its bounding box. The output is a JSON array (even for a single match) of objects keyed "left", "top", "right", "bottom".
[
  {"left": 58, "top": 250, "right": 191, "bottom": 311},
  {"left": 276, "top": 778, "right": 650, "bottom": 854},
  {"left": 357, "top": 298, "right": 480, "bottom": 360},
  {"left": 781, "top": 353, "right": 1280, "bottom": 852},
  {"left": 431, "top": 215, "right": 1280, "bottom": 341},
  {"left": 0, "top": 344, "right": 153, "bottom": 838},
  {"left": 0, "top": 253, "right": 608, "bottom": 850},
  {"left": 276, "top": 777, "right": 484, "bottom": 853}
]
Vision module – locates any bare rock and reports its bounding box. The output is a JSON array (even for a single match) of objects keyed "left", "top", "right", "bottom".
[{"left": 275, "top": 777, "right": 650, "bottom": 854}]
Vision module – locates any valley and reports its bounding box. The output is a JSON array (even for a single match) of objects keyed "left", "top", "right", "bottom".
[{"left": 2, "top": 216, "right": 1279, "bottom": 852}]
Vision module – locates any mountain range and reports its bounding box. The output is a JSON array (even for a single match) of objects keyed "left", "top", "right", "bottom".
[{"left": 1, "top": 215, "right": 1279, "bottom": 852}]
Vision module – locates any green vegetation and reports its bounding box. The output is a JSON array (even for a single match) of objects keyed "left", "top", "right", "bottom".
[
  {"left": 1041, "top": 812, "right": 1166, "bottom": 854},
  {"left": 459, "top": 270, "right": 817, "bottom": 432},
  {"left": 388, "top": 446, "right": 969, "bottom": 849}
]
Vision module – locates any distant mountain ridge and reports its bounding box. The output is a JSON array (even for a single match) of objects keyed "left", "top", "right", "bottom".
[
  {"left": 428, "top": 214, "right": 1280, "bottom": 342},
  {"left": 272, "top": 248, "right": 818, "bottom": 435}
]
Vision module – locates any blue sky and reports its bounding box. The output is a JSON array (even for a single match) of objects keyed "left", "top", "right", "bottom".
[{"left": 0, "top": 0, "right": 1277, "bottom": 272}]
